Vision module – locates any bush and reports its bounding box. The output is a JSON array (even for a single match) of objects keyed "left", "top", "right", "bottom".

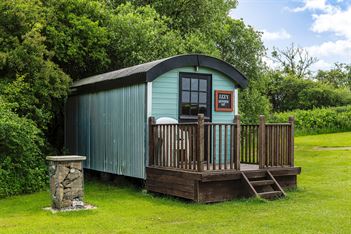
[
  {"left": 298, "top": 85, "right": 351, "bottom": 110},
  {"left": 0, "top": 97, "right": 46, "bottom": 198},
  {"left": 267, "top": 74, "right": 351, "bottom": 112},
  {"left": 239, "top": 87, "right": 272, "bottom": 123},
  {"left": 269, "top": 106, "right": 351, "bottom": 136}
]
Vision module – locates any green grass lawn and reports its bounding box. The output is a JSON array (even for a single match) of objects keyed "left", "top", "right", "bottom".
[{"left": 1, "top": 132, "right": 350, "bottom": 234}]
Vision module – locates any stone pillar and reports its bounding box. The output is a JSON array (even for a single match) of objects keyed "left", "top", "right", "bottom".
[{"left": 46, "top": 155, "right": 86, "bottom": 210}]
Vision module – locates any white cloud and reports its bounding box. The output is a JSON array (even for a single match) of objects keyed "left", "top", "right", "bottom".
[
  {"left": 310, "top": 59, "right": 333, "bottom": 71},
  {"left": 311, "top": 6, "right": 351, "bottom": 39},
  {"left": 261, "top": 29, "right": 291, "bottom": 41},
  {"left": 306, "top": 39, "right": 351, "bottom": 57},
  {"left": 298, "top": 2, "right": 351, "bottom": 67},
  {"left": 292, "top": 0, "right": 338, "bottom": 13}
]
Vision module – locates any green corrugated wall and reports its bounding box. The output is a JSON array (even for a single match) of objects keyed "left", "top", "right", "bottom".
[{"left": 65, "top": 83, "right": 146, "bottom": 178}]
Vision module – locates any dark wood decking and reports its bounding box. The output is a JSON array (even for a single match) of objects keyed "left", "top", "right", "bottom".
[
  {"left": 147, "top": 114, "right": 299, "bottom": 203},
  {"left": 146, "top": 166, "right": 301, "bottom": 203}
]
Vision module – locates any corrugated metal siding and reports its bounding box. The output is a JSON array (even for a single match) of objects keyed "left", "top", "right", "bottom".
[
  {"left": 151, "top": 69, "right": 179, "bottom": 120},
  {"left": 65, "top": 83, "right": 146, "bottom": 179},
  {"left": 152, "top": 67, "right": 237, "bottom": 123}
]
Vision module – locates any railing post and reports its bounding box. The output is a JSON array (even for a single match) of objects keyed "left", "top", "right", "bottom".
[
  {"left": 234, "top": 115, "right": 241, "bottom": 170},
  {"left": 288, "top": 116, "right": 295, "bottom": 167},
  {"left": 258, "top": 115, "right": 266, "bottom": 169},
  {"left": 197, "top": 114, "right": 204, "bottom": 172},
  {"left": 148, "top": 116, "right": 156, "bottom": 166}
]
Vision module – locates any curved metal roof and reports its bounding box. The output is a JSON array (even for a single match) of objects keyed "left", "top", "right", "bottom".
[{"left": 71, "top": 54, "right": 248, "bottom": 95}]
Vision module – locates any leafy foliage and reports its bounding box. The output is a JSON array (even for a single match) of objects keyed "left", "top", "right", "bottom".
[
  {"left": 266, "top": 72, "right": 351, "bottom": 112},
  {"left": 0, "top": 1, "right": 71, "bottom": 132},
  {"left": 133, "top": 0, "right": 237, "bottom": 36},
  {"left": 107, "top": 3, "right": 184, "bottom": 70},
  {"left": 44, "top": 0, "right": 111, "bottom": 79},
  {"left": 269, "top": 106, "right": 351, "bottom": 136},
  {"left": 0, "top": 97, "right": 46, "bottom": 198},
  {"left": 218, "top": 18, "right": 269, "bottom": 122},
  {"left": 315, "top": 63, "right": 351, "bottom": 90}
]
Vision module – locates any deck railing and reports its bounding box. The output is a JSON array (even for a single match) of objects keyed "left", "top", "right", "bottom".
[
  {"left": 203, "top": 120, "right": 241, "bottom": 171},
  {"left": 240, "top": 124, "right": 259, "bottom": 165},
  {"left": 149, "top": 114, "right": 294, "bottom": 172},
  {"left": 148, "top": 121, "right": 199, "bottom": 170}
]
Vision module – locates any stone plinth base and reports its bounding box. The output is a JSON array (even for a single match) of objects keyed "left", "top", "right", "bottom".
[
  {"left": 46, "top": 155, "right": 86, "bottom": 210},
  {"left": 43, "top": 204, "right": 96, "bottom": 213}
]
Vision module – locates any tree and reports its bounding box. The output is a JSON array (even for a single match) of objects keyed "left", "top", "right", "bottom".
[
  {"left": 124, "top": 0, "right": 237, "bottom": 36},
  {"left": 271, "top": 43, "right": 318, "bottom": 79},
  {"left": 315, "top": 63, "right": 351, "bottom": 90},
  {"left": 218, "top": 18, "right": 270, "bottom": 122},
  {"left": 44, "top": 0, "right": 111, "bottom": 79},
  {"left": 266, "top": 72, "right": 351, "bottom": 111},
  {"left": 107, "top": 3, "right": 185, "bottom": 70},
  {"left": 0, "top": 0, "right": 71, "bottom": 133}
]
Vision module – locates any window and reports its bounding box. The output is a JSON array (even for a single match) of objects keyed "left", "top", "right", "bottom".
[{"left": 179, "top": 73, "right": 211, "bottom": 120}]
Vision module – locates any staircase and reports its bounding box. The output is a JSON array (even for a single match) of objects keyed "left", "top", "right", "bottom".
[{"left": 241, "top": 170, "right": 286, "bottom": 200}]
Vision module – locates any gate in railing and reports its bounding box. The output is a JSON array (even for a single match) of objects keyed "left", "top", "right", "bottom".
[{"left": 148, "top": 115, "right": 294, "bottom": 172}]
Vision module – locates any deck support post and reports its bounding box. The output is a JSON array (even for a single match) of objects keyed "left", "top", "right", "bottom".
[
  {"left": 148, "top": 116, "right": 156, "bottom": 166},
  {"left": 234, "top": 115, "right": 241, "bottom": 170},
  {"left": 197, "top": 114, "right": 204, "bottom": 172},
  {"left": 258, "top": 115, "right": 266, "bottom": 169},
  {"left": 288, "top": 116, "right": 295, "bottom": 167}
]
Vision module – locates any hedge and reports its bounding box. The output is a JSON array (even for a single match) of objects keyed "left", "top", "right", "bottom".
[
  {"left": 269, "top": 106, "right": 351, "bottom": 136},
  {"left": 0, "top": 97, "right": 46, "bottom": 198}
]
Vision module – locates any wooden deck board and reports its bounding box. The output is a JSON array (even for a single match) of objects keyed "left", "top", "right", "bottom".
[{"left": 146, "top": 165, "right": 301, "bottom": 202}]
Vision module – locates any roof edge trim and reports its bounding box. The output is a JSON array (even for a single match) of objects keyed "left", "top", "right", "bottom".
[{"left": 70, "top": 54, "right": 248, "bottom": 96}]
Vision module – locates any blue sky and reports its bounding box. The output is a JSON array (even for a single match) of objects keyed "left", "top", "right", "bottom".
[{"left": 230, "top": 0, "right": 351, "bottom": 70}]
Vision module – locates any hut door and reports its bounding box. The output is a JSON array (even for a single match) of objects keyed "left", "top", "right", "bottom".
[{"left": 179, "top": 73, "right": 212, "bottom": 162}]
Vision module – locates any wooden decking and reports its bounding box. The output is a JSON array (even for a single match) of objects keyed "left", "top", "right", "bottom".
[
  {"left": 146, "top": 166, "right": 301, "bottom": 202},
  {"left": 146, "top": 114, "right": 300, "bottom": 202}
]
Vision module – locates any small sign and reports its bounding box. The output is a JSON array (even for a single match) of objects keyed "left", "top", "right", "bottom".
[{"left": 215, "top": 90, "right": 233, "bottom": 112}]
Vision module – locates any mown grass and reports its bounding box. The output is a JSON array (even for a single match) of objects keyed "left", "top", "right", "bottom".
[{"left": 0, "top": 132, "right": 350, "bottom": 233}]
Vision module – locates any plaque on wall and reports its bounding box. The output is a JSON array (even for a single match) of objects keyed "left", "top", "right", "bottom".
[{"left": 214, "top": 90, "right": 233, "bottom": 112}]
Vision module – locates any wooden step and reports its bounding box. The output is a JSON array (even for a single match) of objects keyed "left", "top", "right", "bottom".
[
  {"left": 250, "top": 180, "right": 274, "bottom": 186},
  {"left": 243, "top": 171, "right": 266, "bottom": 179},
  {"left": 258, "top": 191, "right": 283, "bottom": 199},
  {"left": 241, "top": 171, "right": 286, "bottom": 200}
]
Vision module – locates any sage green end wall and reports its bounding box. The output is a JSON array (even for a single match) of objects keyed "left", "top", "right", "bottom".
[{"left": 151, "top": 67, "right": 237, "bottom": 123}]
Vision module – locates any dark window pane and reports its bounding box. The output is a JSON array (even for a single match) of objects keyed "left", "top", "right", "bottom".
[
  {"left": 190, "top": 104, "right": 198, "bottom": 115},
  {"left": 181, "top": 103, "right": 191, "bottom": 115},
  {"left": 191, "top": 79, "right": 198, "bottom": 90},
  {"left": 199, "top": 79, "right": 207, "bottom": 91},
  {"left": 182, "top": 78, "right": 190, "bottom": 90},
  {"left": 199, "top": 92, "right": 207, "bottom": 103},
  {"left": 199, "top": 104, "right": 207, "bottom": 114},
  {"left": 191, "top": 92, "right": 198, "bottom": 103},
  {"left": 182, "top": 91, "right": 190, "bottom": 102}
]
